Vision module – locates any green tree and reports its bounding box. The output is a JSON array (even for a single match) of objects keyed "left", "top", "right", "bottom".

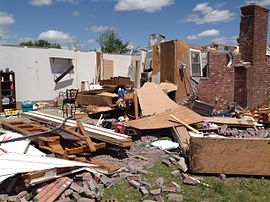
[
  {"left": 97, "top": 29, "right": 130, "bottom": 54},
  {"left": 19, "top": 39, "right": 61, "bottom": 49}
]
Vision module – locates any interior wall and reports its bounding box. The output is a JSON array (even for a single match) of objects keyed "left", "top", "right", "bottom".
[
  {"left": 102, "top": 53, "right": 132, "bottom": 78},
  {"left": 0, "top": 46, "right": 96, "bottom": 101}
]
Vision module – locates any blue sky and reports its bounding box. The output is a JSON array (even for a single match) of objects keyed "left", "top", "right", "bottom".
[{"left": 1, "top": 0, "right": 270, "bottom": 51}]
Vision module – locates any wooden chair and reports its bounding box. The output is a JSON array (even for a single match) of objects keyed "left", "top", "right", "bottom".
[{"left": 62, "top": 89, "right": 79, "bottom": 118}]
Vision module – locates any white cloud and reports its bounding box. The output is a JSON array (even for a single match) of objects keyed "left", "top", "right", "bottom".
[
  {"left": 73, "top": 10, "right": 80, "bottom": 16},
  {"left": 197, "top": 29, "right": 220, "bottom": 37},
  {"left": 91, "top": 25, "right": 115, "bottom": 32},
  {"left": 187, "top": 29, "right": 220, "bottom": 40},
  {"left": 38, "top": 30, "right": 74, "bottom": 42},
  {"left": 0, "top": 12, "right": 15, "bottom": 26},
  {"left": 210, "top": 37, "right": 230, "bottom": 44},
  {"left": 29, "top": 0, "right": 53, "bottom": 6},
  {"left": 88, "top": 39, "right": 96, "bottom": 43},
  {"left": 245, "top": 0, "right": 270, "bottom": 6},
  {"left": 56, "top": 0, "right": 79, "bottom": 4},
  {"left": 114, "top": 0, "right": 174, "bottom": 13},
  {"left": 187, "top": 35, "right": 198, "bottom": 40},
  {"left": 185, "top": 2, "right": 234, "bottom": 24}
]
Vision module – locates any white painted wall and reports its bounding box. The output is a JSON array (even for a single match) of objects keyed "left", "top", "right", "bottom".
[
  {"left": 0, "top": 46, "right": 96, "bottom": 101},
  {"left": 102, "top": 54, "right": 132, "bottom": 79}
]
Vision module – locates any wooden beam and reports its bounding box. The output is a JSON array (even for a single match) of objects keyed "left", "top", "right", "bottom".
[
  {"left": 133, "top": 92, "right": 139, "bottom": 119},
  {"left": 24, "top": 111, "right": 132, "bottom": 148},
  {"left": 190, "top": 136, "right": 270, "bottom": 176},
  {"left": 54, "top": 65, "right": 74, "bottom": 83}
]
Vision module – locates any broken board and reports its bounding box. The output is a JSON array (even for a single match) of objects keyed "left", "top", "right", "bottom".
[
  {"left": 190, "top": 136, "right": 270, "bottom": 176},
  {"left": 137, "top": 82, "right": 179, "bottom": 116},
  {"left": 203, "top": 117, "right": 255, "bottom": 127},
  {"left": 125, "top": 106, "right": 203, "bottom": 130}
]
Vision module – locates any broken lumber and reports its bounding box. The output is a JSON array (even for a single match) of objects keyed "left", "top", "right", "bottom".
[
  {"left": 190, "top": 136, "right": 270, "bottom": 176},
  {"left": 203, "top": 117, "right": 255, "bottom": 127},
  {"left": 125, "top": 106, "right": 203, "bottom": 130},
  {"left": 23, "top": 111, "right": 132, "bottom": 148}
]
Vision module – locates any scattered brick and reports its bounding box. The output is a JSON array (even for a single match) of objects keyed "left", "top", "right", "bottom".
[
  {"left": 72, "top": 192, "right": 82, "bottom": 200},
  {"left": 167, "top": 193, "right": 183, "bottom": 202},
  {"left": 127, "top": 175, "right": 140, "bottom": 181},
  {"left": 178, "top": 157, "right": 188, "bottom": 172},
  {"left": 17, "top": 191, "right": 28, "bottom": 199},
  {"left": 70, "top": 182, "right": 84, "bottom": 194},
  {"left": 182, "top": 174, "right": 198, "bottom": 186},
  {"left": 100, "top": 174, "right": 112, "bottom": 188},
  {"left": 154, "top": 195, "right": 164, "bottom": 202},
  {"left": 162, "top": 159, "right": 171, "bottom": 167},
  {"left": 156, "top": 177, "right": 164, "bottom": 187},
  {"left": 219, "top": 174, "right": 226, "bottom": 181},
  {"left": 78, "top": 197, "right": 95, "bottom": 202},
  {"left": 128, "top": 180, "right": 141, "bottom": 189},
  {"left": 94, "top": 173, "right": 101, "bottom": 183},
  {"left": 150, "top": 188, "right": 161, "bottom": 196},
  {"left": 162, "top": 186, "right": 176, "bottom": 193},
  {"left": 171, "top": 182, "right": 181, "bottom": 192},
  {"left": 139, "top": 181, "right": 152, "bottom": 190},
  {"left": 139, "top": 186, "right": 149, "bottom": 196},
  {"left": 137, "top": 169, "right": 149, "bottom": 175},
  {"left": 169, "top": 157, "right": 177, "bottom": 164},
  {"left": 171, "top": 170, "right": 180, "bottom": 177},
  {"left": 172, "top": 154, "right": 181, "bottom": 161}
]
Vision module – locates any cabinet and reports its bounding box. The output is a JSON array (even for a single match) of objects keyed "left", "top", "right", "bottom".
[{"left": 0, "top": 71, "right": 16, "bottom": 112}]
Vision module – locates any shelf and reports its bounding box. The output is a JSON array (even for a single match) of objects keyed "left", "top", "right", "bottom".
[{"left": 0, "top": 71, "right": 16, "bottom": 112}]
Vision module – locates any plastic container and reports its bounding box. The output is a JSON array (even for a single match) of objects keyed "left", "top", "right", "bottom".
[{"left": 21, "top": 101, "right": 33, "bottom": 112}]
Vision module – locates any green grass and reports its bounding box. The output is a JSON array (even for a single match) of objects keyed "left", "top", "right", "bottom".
[{"left": 103, "top": 160, "right": 270, "bottom": 202}]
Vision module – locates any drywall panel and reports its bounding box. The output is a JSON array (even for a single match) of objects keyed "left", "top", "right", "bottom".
[
  {"left": 0, "top": 46, "right": 96, "bottom": 101},
  {"left": 102, "top": 54, "right": 132, "bottom": 78}
]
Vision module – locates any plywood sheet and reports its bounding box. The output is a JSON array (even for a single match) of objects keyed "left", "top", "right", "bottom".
[
  {"left": 137, "top": 82, "right": 179, "bottom": 116},
  {"left": 125, "top": 106, "right": 203, "bottom": 130},
  {"left": 103, "top": 59, "right": 113, "bottom": 80},
  {"left": 190, "top": 137, "right": 270, "bottom": 176},
  {"left": 159, "top": 82, "right": 177, "bottom": 94}
]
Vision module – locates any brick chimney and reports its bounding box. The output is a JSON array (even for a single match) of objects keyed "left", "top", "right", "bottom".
[
  {"left": 239, "top": 4, "right": 269, "bottom": 65},
  {"left": 239, "top": 4, "right": 270, "bottom": 108}
]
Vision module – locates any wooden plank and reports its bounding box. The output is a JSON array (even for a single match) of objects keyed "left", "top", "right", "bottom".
[
  {"left": 24, "top": 111, "right": 132, "bottom": 148},
  {"left": 170, "top": 114, "right": 200, "bottom": 133},
  {"left": 54, "top": 65, "right": 74, "bottom": 83},
  {"left": 203, "top": 117, "right": 255, "bottom": 127},
  {"left": 190, "top": 137, "right": 270, "bottom": 176},
  {"left": 125, "top": 106, "right": 203, "bottom": 130},
  {"left": 137, "top": 82, "right": 179, "bottom": 116},
  {"left": 174, "top": 126, "right": 190, "bottom": 150},
  {"left": 133, "top": 92, "right": 139, "bottom": 119},
  {"left": 77, "top": 94, "right": 114, "bottom": 106},
  {"left": 77, "top": 120, "right": 96, "bottom": 152}
]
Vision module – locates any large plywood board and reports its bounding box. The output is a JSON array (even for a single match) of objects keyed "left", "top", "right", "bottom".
[
  {"left": 103, "top": 59, "right": 114, "bottom": 80},
  {"left": 125, "top": 106, "right": 203, "bottom": 130},
  {"left": 190, "top": 137, "right": 270, "bottom": 176},
  {"left": 137, "top": 82, "right": 179, "bottom": 116}
]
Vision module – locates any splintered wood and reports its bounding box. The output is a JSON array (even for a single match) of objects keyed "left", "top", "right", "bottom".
[
  {"left": 190, "top": 136, "right": 270, "bottom": 176},
  {"left": 125, "top": 106, "right": 203, "bottom": 130},
  {"left": 23, "top": 111, "right": 132, "bottom": 148}
]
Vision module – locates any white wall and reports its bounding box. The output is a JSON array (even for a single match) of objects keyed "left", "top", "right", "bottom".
[
  {"left": 102, "top": 54, "right": 132, "bottom": 78},
  {"left": 0, "top": 46, "right": 96, "bottom": 101}
]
